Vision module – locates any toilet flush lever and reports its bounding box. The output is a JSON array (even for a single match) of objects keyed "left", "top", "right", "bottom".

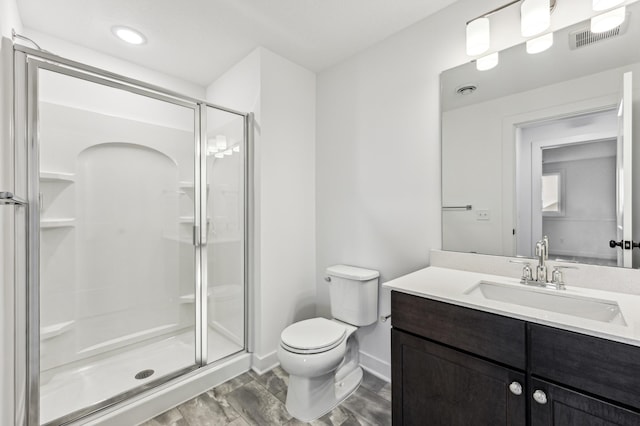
[
  {"left": 380, "top": 314, "right": 391, "bottom": 323},
  {"left": 324, "top": 276, "right": 331, "bottom": 282}
]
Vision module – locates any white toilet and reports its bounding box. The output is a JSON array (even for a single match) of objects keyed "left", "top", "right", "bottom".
[{"left": 277, "top": 264, "right": 379, "bottom": 422}]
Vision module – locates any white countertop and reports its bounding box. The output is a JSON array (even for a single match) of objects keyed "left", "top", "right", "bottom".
[{"left": 383, "top": 266, "right": 640, "bottom": 348}]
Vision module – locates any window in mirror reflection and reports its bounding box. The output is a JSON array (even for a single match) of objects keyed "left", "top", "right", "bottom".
[{"left": 541, "top": 172, "right": 562, "bottom": 215}]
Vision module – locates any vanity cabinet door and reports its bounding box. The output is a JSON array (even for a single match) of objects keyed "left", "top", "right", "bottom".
[
  {"left": 530, "top": 378, "right": 640, "bottom": 426},
  {"left": 392, "top": 329, "right": 525, "bottom": 426}
]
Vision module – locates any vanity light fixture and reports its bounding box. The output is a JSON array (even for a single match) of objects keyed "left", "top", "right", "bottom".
[
  {"left": 223, "top": 149, "right": 233, "bottom": 156},
  {"left": 214, "top": 153, "right": 225, "bottom": 159},
  {"left": 111, "top": 26, "right": 146, "bottom": 45},
  {"left": 521, "top": 0, "right": 551, "bottom": 37},
  {"left": 466, "top": 18, "right": 491, "bottom": 56},
  {"left": 476, "top": 52, "right": 499, "bottom": 71},
  {"left": 591, "top": 6, "right": 626, "bottom": 33},
  {"left": 526, "top": 32, "right": 554, "bottom": 54},
  {"left": 233, "top": 146, "right": 240, "bottom": 152},
  {"left": 466, "top": 0, "right": 555, "bottom": 58},
  {"left": 592, "top": 0, "right": 624, "bottom": 11}
]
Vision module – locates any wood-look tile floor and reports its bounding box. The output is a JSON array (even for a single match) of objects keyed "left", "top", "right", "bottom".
[{"left": 140, "top": 367, "right": 391, "bottom": 426}]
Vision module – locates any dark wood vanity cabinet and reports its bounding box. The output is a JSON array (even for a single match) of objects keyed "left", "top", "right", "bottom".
[
  {"left": 392, "top": 329, "right": 526, "bottom": 425},
  {"left": 391, "top": 291, "right": 640, "bottom": 426}
]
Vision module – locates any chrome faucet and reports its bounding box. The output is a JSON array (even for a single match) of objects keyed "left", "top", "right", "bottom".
[
  {"left": 535, "top": 236, "right": 549, "bottom": 284},
  {"left": 510, "top": 236, "right": 575, "bottom": 290}
]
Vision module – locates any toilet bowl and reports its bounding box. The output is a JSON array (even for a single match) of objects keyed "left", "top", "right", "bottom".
[
  {"left": 277, "top": 265, "right": 379, "bottom": 422},
  {"left": 277, "top": 318, "right": 361, "bottom": 422}
]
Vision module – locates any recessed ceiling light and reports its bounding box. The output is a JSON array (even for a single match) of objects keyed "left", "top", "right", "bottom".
[{"left": 111, "top": 26, "right": 146, "bottom": 45}]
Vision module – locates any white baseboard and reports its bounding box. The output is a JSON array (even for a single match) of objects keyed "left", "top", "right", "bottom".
[
  {"left": 359, "top": 351, "right": 391, "bottom": 383},
  {"left": 251, "top": 350, "right": 279, "bottom": 375},
  {"left": 250, "top": 349, "right": 389, "bottom": 382},
  {"left": 81, "top": 353, "right": 251, "bottom": 426}
]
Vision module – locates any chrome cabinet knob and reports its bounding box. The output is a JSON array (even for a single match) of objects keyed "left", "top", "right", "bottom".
[
  {"left": 533, "top": 389, "right": 548, "bottom": 404},
  {"left": 508, "top": 381, "right": 523, "bottom": 396}
]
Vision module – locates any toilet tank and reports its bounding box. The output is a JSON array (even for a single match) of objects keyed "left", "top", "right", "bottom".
[{"left": 326, "top": 265, "right": 379, "bottom": 326}]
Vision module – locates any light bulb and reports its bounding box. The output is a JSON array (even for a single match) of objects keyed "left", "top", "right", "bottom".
[
  {"left": 526, "top": 33, "right": 553, "bottom": 54},
  {"left": 111, "top": 26, "right": 146, "bottom": 45},
  {"left": 591, "top": 6, "right": 626, "bottom": 33},
  {"left": 476, "top": 52, "right": 499, "bottom": 71},
  {"left": 521, "top": 0, "right": 551, "bottom": 37},
  {"left": 466, "top": 18, "right": 490, "bottom": 56}
]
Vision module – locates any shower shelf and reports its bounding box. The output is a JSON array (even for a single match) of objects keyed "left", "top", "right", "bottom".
[
  {"left": 179, "top": 182, "right": 210, "bottom": 198},
  {"left": 40, "top": 171, "right": 76, "bottom": 182},
  {"left": 41, "top": 320, "right": 75, "bottom": 341},
  {"left": 179, "top": 216, "right": 211, "bottom": 224},
  {"left": 41, "top": 218, "right": 76, "bottom": 229},
  {"left": 179, "top": 290, "right": 212, "bottom": 304},
  {"left": 179, "top": 182, "right": 210, "bottom": 189}
]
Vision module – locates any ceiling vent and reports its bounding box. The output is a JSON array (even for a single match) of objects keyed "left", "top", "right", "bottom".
[{"left": 569, "top": 13, "right": 630, "bottom": 50}]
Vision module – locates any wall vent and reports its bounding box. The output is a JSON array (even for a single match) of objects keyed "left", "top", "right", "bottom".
[{"left": 569, "top": 14, "right": 630, "bottom": 50}]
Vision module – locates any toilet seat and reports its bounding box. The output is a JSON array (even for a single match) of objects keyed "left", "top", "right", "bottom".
[{"left": 281, "top": 318, "right": 346, "bottom": 354}]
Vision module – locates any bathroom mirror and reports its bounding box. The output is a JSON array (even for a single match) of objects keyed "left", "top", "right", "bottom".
[{"left": 441, "top": 1, "right": 640, "bottom": 268}]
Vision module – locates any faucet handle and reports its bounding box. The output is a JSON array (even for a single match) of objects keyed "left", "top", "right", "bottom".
[
  {"left": 550, "top": 265, "right": 576, "bottom": 290},
  {"left": 509, "top": 260, "right": 533, "bottom": 282}
]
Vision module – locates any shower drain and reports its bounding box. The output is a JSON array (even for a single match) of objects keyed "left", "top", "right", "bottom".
[{"left": 135, "top": 369, "right": 155, "bottom": 380}]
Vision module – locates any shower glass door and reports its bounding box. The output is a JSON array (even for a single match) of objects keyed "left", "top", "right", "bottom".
[
  {"left": 32, "top": 63, "right": 200, "bottom": 425},
  {"left": 204, "top": 106, "right": 246, "bottom": 363}
]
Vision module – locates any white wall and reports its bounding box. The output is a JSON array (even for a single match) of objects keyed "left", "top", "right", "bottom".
[
  {"left": 1, "top": 1, "right": 23, "bottom": 424},
  {"left": 315, "top": 0, "right": 621, "bottom": 380},
  {"left": 316, "top": 3, "right": 459, "bottom": 381},
  {"left": 207, "top": 48, "right": 316, "bottom": 372}
]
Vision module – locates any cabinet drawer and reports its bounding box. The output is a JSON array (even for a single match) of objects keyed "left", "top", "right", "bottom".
[
  {"left": 391, "top": 291, "right": 526, "bottom": 369},
  {"left": 530, "top": 324, "right": 640, "bottom": 411}
]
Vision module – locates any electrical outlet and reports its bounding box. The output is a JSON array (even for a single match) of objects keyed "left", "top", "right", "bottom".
[{"left": 476, "top": 210, "right": 490, "bottom": 221}]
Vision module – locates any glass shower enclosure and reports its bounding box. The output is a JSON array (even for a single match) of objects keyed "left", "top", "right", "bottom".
[{"left": 9, "top": 46, "right": 249, "bottom": 425}]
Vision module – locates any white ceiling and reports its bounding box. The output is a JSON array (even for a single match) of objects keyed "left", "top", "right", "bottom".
[{"left": 17, "top": 0, "right": 459, "bottom": 86}]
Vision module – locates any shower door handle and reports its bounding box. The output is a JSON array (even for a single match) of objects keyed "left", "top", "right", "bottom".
[{"left": 0, "top": 191, "right": 28, "bottom": 206}]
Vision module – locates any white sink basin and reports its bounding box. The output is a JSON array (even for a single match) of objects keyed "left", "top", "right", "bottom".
[{"left": 464, "top": 281, "right": 627, "bottom": 326}]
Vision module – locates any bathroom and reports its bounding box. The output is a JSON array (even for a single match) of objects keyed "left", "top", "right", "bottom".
[{"left": 1, "top": 0, "right": 639, "bottom": 425}]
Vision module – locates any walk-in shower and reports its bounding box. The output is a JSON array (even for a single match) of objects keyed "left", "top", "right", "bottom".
[{"left": 5, "top": 44, "right": 250, "bottom": 425}]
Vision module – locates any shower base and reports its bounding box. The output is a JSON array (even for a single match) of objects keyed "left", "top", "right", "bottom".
[{"left": 40, "top": 326, "right": 242, "bottom": 424}]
